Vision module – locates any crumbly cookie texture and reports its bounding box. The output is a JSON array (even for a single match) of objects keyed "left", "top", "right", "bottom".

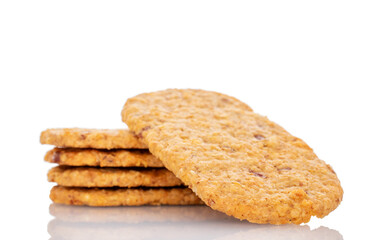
[
  {"left": 121, "top": 89, "right": 343, "bottom": 224},
  {"left": 50, "top": 186, "right": 203, "bottom": 206},
  {"left": 45, "top": 148, "right": 163, "bottom": 167},
  {"left": 48, "top": 166, "right": 183, "bottom": 188},
  {"left": 40, "top": 128, "right": 147, "bottom": 149}
]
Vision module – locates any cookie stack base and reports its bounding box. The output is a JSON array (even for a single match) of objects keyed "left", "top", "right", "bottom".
[
  {"left": 50, "top": 186, "right": 204, "bottom": 206},
  {"left": 42, "top": 128, "right": 203, "bottom": 207}
]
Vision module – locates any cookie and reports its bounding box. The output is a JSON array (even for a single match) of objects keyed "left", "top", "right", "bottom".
[
  {"left": 50, "top": 186, "right": 203, "bottom": 206},
  {"left": 121, "top": 89, "right": 343, "bottom": 224},
  {"left": 48, "top": 166, "right": 183, "bottom": 188},
  {"left": 45, "top": 148, "right": 163, "bottom": 167},
  {"left": 40, "top": 128, "right": 147, "bottom": 149}
]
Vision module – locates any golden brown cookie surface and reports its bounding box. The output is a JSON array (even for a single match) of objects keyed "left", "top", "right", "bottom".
[
  {"left": 48, "top": 166, "right": 183, "bottom": 187},
  {"left": 40, "top": 128, "right": 147, "bottom": 149},
  {"left": 50, "top": 186, "right": 203, "bottom": 206},
  {"left": 45, "top": 148, "right": 163, "bottom": 167},
  {"left": 121, "top": 89, "right": 343, "bottom": 224}
]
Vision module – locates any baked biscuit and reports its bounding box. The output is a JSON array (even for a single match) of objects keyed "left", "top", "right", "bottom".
[
  {"left": 48, "top": 166, "right": 183, "bottom": 187},
  {"left": 50, "top": 186, "right": 203, "bottom": 206},
  {"left": 40, "top": 128, "right": 147, "bottom": 149},
  {"left": 121, "top": 89, "right": 343, "bottom": 224},
  {"left": 45, "top": 148, "right": 163, "bottom": 167}
]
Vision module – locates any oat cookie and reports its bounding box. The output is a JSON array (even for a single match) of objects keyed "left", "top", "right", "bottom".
[
  {"left": 40, "top": 128, "right": 147, "bottom": 149},
  {"left": 50, "top": 186, "right": 203, "bottom": 206},
  {"left": 45, "top": 148, "right": 163, "bottom": 167},
  {"left": 121, "top": 89, "right": 343, "bottom": 224},
  {"left": 48, "top": 166, "right": 183, "bottom": 188}
]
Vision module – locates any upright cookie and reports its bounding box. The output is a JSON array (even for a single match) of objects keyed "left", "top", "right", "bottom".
[
  {"left": 45, "top": 148, "right": 163, "bottom": 167},
  {"left": 50, "top": 186, "right": 203, "bottom": 206},
  {"left": 121, "top": 89, "right": 343, "bottom": 224},
  {"left": 48, "top": 166, "right": 183, "bottom": 188},
  {"left": 40, "top": 128, "right": 147, "bottom": 149}
]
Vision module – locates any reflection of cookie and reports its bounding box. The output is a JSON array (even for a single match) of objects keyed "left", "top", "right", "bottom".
[
  {"left": 50, "top": 186, "right": 203, "bottom": 206},
  {"left": 48, "top": 220, "right": 227, "bottom": 240},
  {"left": 47, "top": 219, "right": 343, "bottom": 240},
  {"left": 48, "top": 166, "right": 183, "bottom": 188},
  {"left": 121, "top": 89, "right": 343, "bottom": 224},
  {"left": 45, "top": 148, "right": 163, "bottom": 167},
  {"left": 213, "top": 225, "right": 343, "bottom": 240},
  {"left": 40, "top": 128, "right": 147, "bottom": 149},
  {"left": 49, "top": 204, "right": 232, "bottom": 223}
]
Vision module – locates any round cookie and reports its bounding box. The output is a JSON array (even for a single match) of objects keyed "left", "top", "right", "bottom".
[
  {"left": 48, "top": 166, "right": 183, "bottom": 188},
  {"left": 50, "top": 186, "right": 203, "bottom": 206},
  {"left": 40, "top": 128, "right": 147, "bottom": 149},
  {"left": 121, "top": 89, "right": 343, "bottom": 224},
  {"left": 45, "top": 148, "right": 163, "bottom": 167}
]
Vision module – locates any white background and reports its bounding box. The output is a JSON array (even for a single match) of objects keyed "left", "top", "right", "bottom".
[{"left": 0, "top": 1, "right": 386, "bottom": 239}]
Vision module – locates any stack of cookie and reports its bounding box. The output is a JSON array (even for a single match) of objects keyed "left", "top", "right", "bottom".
[
  {"left": 41, "top": 128, "right": 203, "bottom": 206},
  {"left": 41, "top": 89, "right": 343, "bottom": 225}
]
